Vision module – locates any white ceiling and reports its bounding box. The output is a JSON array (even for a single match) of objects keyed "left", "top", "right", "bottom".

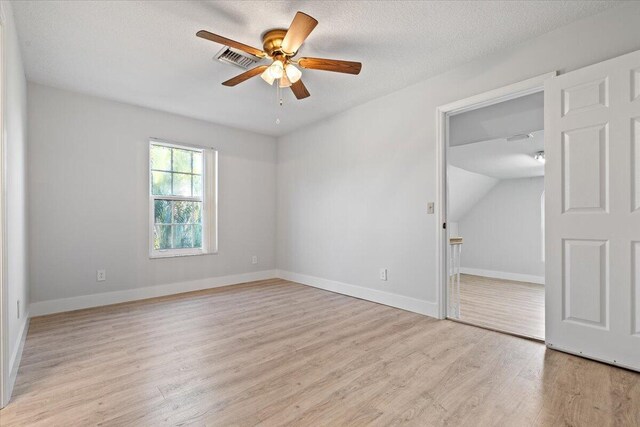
[
  {"left": 12, "top": 1, "right": 619, "bottom": 136},
  {"left": 448, "top": 131, "right": 545, "bottom": 179}
]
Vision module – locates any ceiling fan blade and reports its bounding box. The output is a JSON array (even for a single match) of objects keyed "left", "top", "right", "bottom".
[
  {"left": 196, "top": 30, "right": 266, "bottom": 58},
  {"left": 281, "top": 12, "right": 318, "bottom": 54},
  {"left": 298, "top": 57, "right": 362, "bottom": 75},
  {"left": 222, "top": 65, "right": 268, "bottom": 87},
  {"left": 290, "top": 79, "right": 310, "bottom": 99}
]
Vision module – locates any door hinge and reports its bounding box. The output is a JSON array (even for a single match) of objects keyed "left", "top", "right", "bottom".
[{"left": 443, "top": 222, "right": 447, "bottom": 229}]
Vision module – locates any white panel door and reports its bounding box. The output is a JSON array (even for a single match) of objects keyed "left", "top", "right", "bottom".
[{"left": 545, "top": 49, "right": 640, "bottom": 371}]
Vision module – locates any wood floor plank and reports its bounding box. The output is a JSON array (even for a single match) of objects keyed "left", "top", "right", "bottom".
[
  {"left": 451, "top": 274, "right": 545, "bottom": 339},
  {"left": 0, "top": 278, "right": 638, "bottom": 426}
]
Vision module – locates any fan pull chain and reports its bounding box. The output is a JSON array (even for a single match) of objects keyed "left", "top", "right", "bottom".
[{"left": 275, "top": 79, "right": 281, "bottom": 125}]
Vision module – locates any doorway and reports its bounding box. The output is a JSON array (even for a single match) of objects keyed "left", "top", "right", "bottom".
[
  {"left": 436, "top": 73, "right": 555, "bottom": 341},
  {"left": 438, "top": 50, "right": 640, "bottom": 371}
]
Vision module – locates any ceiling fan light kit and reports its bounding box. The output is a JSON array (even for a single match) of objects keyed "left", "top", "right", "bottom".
[
  {"left": 279, "top": 73, "right": 292, "bottom": 88},
  {"left": 196, "top": 11, "right": 362, "bottom": 105},
  {"left": 285, "top": 63, "right": 302, "bottom": 83},
  {"left": 267, "top": 59, "right": 284, "bottom": 80},
  {"left": 260, "top": 68, "right": 276, "bottom": 85}
]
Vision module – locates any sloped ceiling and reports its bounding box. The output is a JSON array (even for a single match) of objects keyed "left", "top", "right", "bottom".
[
  {"left": 12, "top": 1, "right": 618, "bottom": 136},
  {"left": 449, "top": 131, "right": 545, "bottom": 180},
  {"left": 449, "top": 92, "right": 544, "bottom": 147}
]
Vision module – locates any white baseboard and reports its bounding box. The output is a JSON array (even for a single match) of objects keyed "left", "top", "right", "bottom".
[
  {"left": 5, "top": 313, "right": 30, "bottom": 406},
  {"left": 30, "top": 270, "right": 278, "bottom": 317},
  {"left": 277, "top": 270, "right": 439, "bottom": 318},
  {"left": 459, "top": 267, "right": 544, "bottom": 285}
]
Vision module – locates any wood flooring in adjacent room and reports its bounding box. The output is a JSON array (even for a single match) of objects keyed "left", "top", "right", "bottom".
[
  {"left": 453, "top": 274, "right": 545, "bottom": 340},
  {"left": 1, "top": 279, "right": 638, "bottom": 426}
]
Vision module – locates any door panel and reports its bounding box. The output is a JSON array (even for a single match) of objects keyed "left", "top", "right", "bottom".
[
  {"left": 563, "top": 239, "right": 608, "bottom": 328},
  {"left": 561, "top": 78, "right": 608, "bottom": 116},
  {"left": 546, "top": 49, "right": 640, "bottom": 371},
  {"left": 562, "top": 124, "right": 608, "bottom": 212},
  {"left": 634, "top": 118, "right": 640, "bottom": 212},
  {"left": 633, "top": 68, "right": 640, "bottom": 101},
  {"left": 634, "top": 241, "right": 640, "bottom": 336}
]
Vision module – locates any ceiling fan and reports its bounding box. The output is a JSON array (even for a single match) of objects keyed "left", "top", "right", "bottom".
[{"left": 196, "top": 11, "right": 362, "bottom": 100}]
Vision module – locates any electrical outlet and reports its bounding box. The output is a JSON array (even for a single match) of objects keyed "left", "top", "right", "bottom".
[
  {"left": 427, "top": 202, "right": 435, "bottom": 214},
  {"left": 251, "top": 256, "right": 258, "bottom": 265},
  {"left": 97, "top": 269, "right": 106, "bottom": 282},
  {"left": 379, "top": 268, "right": 388, "bottom": 281}
]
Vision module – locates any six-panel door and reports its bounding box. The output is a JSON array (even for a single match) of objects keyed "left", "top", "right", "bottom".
[{"left": 545, "top": 49, "right": 640, "bottom": 371}]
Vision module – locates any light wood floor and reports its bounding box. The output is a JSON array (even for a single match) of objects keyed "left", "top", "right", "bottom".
[
  {"left": 1, "top": 279, "right": 638, "bottom": 426},
  {"left": 451, "top": 274, "right": 545, "bottom": 340}
]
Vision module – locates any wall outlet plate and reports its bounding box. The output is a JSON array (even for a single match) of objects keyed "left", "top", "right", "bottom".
[
  {"left": 251, "top": 256, "right": 258, "bottom": 265},
  {"left": 427, "top": 202, "right": 435, "bottom": 214},
  {"left": 380, "top": 268, "right": 388, "bottom": 281},
  {"left": 97, "top": 269, "right": 106, "bottom": 282}
]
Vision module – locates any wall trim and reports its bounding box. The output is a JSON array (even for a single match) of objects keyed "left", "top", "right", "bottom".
[
  {"left": 30, "top": 270, "right": 278, "bottom": 317},
  {"left": 6, "top": 312, "right": 28, "bottom": 405},
  {"left": 0, "top": 2, "right": 8, "bottom": 409},
  {"left": 460, "top": 267, "right": 545, "bottom": 285},
  {"left": 277, "top": 270, "right": 439, "bottom": 318}
]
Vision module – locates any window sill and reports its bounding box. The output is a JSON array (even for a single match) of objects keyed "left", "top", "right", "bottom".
[{"left": 149, "top": 250, "right": 218, "bottom": 259}]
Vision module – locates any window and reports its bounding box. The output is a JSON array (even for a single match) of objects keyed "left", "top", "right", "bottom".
[{"left": 149, "top": 140, "right": 217, "bottom": 258}]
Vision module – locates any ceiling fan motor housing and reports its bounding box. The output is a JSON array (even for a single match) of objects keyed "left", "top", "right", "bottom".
[{"left": 262, "top": 29, "right": 293, "bottom": 58}]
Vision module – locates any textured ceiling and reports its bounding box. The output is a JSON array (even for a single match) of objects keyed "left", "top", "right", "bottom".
[
  {"left": 449, "top": 131, "right": 545, "bottom": 179},
  {"left": 12, "top": 1, "right": 619, "bottom": 136}
]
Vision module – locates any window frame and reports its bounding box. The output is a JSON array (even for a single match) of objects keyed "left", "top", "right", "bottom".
[{"left": 148, "top": 139, "right": 218, "bottom": 258}]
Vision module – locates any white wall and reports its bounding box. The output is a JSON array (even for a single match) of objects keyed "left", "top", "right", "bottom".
[
  {"left": 447, "top": 166, "right": 498, "bottom": 222},
  {"left": 276, "top": 4, "right": 640, "bottom": 315},
  {"left": 459, "top": 177, "right": 545, "bottom": 282},
  {"left": 27, "top": 84, "right": 277, "bottom": 308},
  {"left": 2, "top": 0, "right": 29, "bottom": 396}
]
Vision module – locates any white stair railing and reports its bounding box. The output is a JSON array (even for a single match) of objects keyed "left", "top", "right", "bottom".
[{"left": 449, "top": 237, "right": 463, "bottom": 318}]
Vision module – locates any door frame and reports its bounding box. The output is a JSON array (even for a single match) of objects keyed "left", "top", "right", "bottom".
[
  {"left": 0, "top": 3, "right": 7, "bottom": 408},
  {"left": 434, "top": 71, "right": 557, "bottom": 321}
]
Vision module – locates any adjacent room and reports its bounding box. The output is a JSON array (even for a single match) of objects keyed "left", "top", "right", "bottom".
[
  {"left": 1, "top": 1, "right": 639, "bottom": 426},
  {"left": 447, "top": 93, "right": 546, "bottom": 340}
]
